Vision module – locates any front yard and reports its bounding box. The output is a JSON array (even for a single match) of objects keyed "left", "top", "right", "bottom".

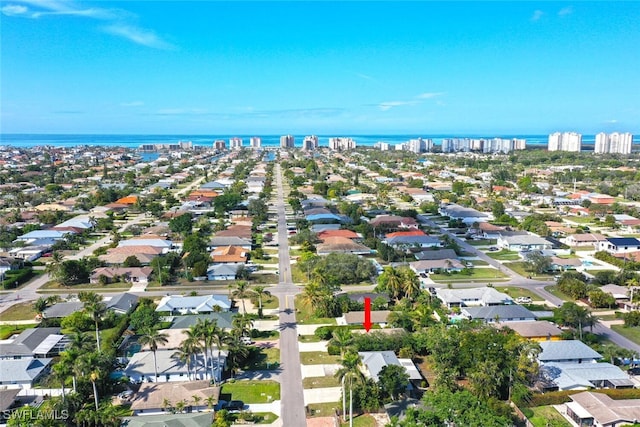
[
  {"left": 220, "top": 380, "right": 280, "bottom": 403},
  {"left": 300, "top": 351, "right": 341, "bottom": 365},
  {"left": 611, "top": 324, "right": 640, "bottom": 346},
  {"left": 528, "top": 405, "right": 571, "bottom": 427},
  {"left": 0, "top": 301, "right": 38, "bottom": 322}
]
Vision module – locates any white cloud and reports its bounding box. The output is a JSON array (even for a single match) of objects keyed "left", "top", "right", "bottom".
[
  {"left": 1, "top": 4, "right": 28, "bottom": 16},
  {"left": 531, "top": 10, "right": 544, "bottom": 21},
  {"left": 417, "top": 92, "right": 445, "bottom": 99},
  {"left": 102, "top": 24, "right": 174, "bottom": 50},
  {"left": 3, "top": 1, "right": 174, "bottom": 49},
  {"left": 558, "top": 6, "right": 573, "bottom": 16},
  {"left": 121, "top": 101, "right": 144, "bottom": 107},
  {"left": 378, "top": 101, "right": 419, "bottom": 111}
]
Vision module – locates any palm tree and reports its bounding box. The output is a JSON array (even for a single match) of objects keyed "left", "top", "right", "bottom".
[
  {"left": 193, "top": 319, "right": 218, "bottom": 379},
  {"left": 226, "top": 339, "right": 250, "bottom": 378},
  {"left": 400, "top": 267, "right": 421, "bottom": 301},
  {"left": 175, "top": 400, "right": 186, "bottom": 414},
  {"left": 382, "top": 267, "right": 403, "bottom": 301},
  {"left": 192, "top": 395, "right": 202, "bottom": 412},
  {"left": 67, "top": 331, "right": 94, "bottom": 352},
  {"left": 162, "top": 398, "right": 173, "bottom": 413},
  {"left": 45, "top": 251, "right": 64, "bottom": 281},
  {"left": 300, "top": 281, "right": 324, "bottom": 309},
  {"left": 329, "top": 328, "right": 354, "bottom": 358},
  {"left": 83, "top": 298, "right": 107, "bottom": 351},
  {"left": 232, "top": 281, "right": 252, "bottom": 314},
  {"left": 52, "top": 362, "right": 70, "bottom": 402},
  {"left": 253, "top": 285, "right": 271, "bottom": 318},
  {"left": 232, "top": 314, "right": 253, "bottom": 340},
  {"left": 138, "top": 327, "right": 169, "bottom": 381},
  {"left": 90, "top": 370, "right": 100, "bottom": 411},
  {"left": 205, "top": 395, "right": 217, "bottom": 412},
  {"left": 335, "top": 351, "right": 365, "bottom": 425},
  {"left": 211, "top": 327, "right": 230, "bottom": 384},
  {"left": 175, "top": 335, "right": 200, "bottom": 380}
]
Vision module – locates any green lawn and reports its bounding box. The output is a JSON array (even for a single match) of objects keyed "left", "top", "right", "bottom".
[
  {"left": 220, "top": 380, "right": 280, "bottom": 403},
  {"left": 611, "top": 325, "right": 640, "bottom": 346},
  {"left": 528, "top": 406, "right": 571, "bottom": 427},
  {"left": 486, "top": 250, "right": 521, "bottom": 261},
  {"left": 302, "top": 376, "right": 341, "bottom": 389},
  {"left": 496, "top": 287, "right": 542, "bottom": 301},
  {"left": 466, "top": 239, "right": 496, "bottom": 246},
  {"left": 299, "top": 334, "right": 323, "bottom": 343},
  {"left": 230, "top": 412, "right": 278, "bottom": 424},
  {"left": 544, "top": 285, "right": 572, "bottom": 302},
  {"left": 430, "top": 268, "right": 509, "bottom": 282},
  {"left": 307, "top": 402, "right": 340, "bottom": 417},
  {"left": 295, "top": 296, "right": 338, "bottom": 325},
  {"left": 341, "top": 415, "right": 377, "bottom": 427},
  {"left": 0, "top": 301, "right": 38, "bottom": 322},
  {"left": 242, "top": 347, "right": 280, "bottom": 371},
  {"left": 257, "top": 296, "right": 279, "bottom": 309},
  {"left": 566, "top": 216, "right": 596, "bottom": 224},
  {"left": 40, "top": 281, "right": 130, "bottom": 290},
  {"left": 300, "top": 351, "right": 341, "bottom": 365},
  {"left": 505, "top": 262, "right": 555, "bottom": 279},
  {"left": 0, "top": 323, "right": 38, "bottom": 339}
]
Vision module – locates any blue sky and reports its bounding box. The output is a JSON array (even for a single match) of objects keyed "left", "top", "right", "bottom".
[{"left": 1, "top": 1, "right": 639, "bottom": 135}]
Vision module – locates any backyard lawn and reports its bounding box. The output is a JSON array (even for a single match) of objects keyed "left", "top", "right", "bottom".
[
  {"left": 430, "top": 268, "right": 509, "bottom": 282},
  {"left": 220, "top": 380, "right": 280, "bottom": 403},
  {"left": 0, "top": 323, "right": 38, "bottom": 339},
  {"left": 307, "top": 402, "right": 339, "bottom": 417},
  {"left": 528, "top": 406, "right": 571, "bottom": 427},
  {"left": 0, "top": 301, "right": 38, "bottom": 322},
  {"left": 504, "top": 262, "right": 555, "bottom": 280}
]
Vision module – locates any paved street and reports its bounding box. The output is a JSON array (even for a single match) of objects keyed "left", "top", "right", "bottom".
[{"left": 269, "top": 162, "right": 307, "bottom": 426}]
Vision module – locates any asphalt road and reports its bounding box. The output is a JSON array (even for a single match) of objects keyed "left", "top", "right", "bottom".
[{"left": 270, "top": 162, "right": 306, "bottom": 426}]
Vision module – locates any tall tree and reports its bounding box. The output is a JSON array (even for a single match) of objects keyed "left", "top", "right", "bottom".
[
  {"left": 252, "top": 285, "right": 271, "bottom": 318},
  {"left": 335, "top": 351, "right": 365, "bottom": 425},
  {"left": 82, "top": 293, "right": 106, "bottom": 350},
  {"left": 232, "top": 281, "right": 252, "bottom": 314},
  {"left": 138, "top": 327, "right": 169, "bottom": 381}
]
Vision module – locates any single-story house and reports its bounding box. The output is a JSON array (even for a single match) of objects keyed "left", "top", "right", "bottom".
[
  {"left": 121, "top": 413, "right": 214, "bottom": 427},
  {"left": 207, "top": 237, "right": 252, "bottom": 252},
  {"left": 0, "top": 327, "right": 69, "bottom": 359},
  {"left": 15, "top": 230, "right": 69, "bottom": 243},
  {"left": 497, "top": 321, "right": 563, "bottom": 342},
  {"left": 155, "top": 295, "right": 231, "bottom": 314},
  {"left": 384, "top": 235, "right": 442, "bottom": 249},
  {"left": 435, "top": 287, "right": 513, "bottom": 308},
  {"left": 549, "top": 257, "right": 582, "bottom": 272},
  {"left": 598, "top": 237, "right": 640, "bottom": 255},
  {"left": 410, "top": 259, "right": 464, "bottom": 274},
  {"left": 129, "top": 381, "right": 220, "bottom": 415},
  {"left": 106, "top": 293, "right": 140, "bottom": 315},
  {"left": 565, "top": 233, "right": 608, "bottom": 248},
  {"left": 413, "top": 249, "right": 458, "bottom": 261},
  {"left": 462, "top": 305, "right": 536, "bottom": 323},
  {"left": 438, "top": 203, "right": 489, "bottom": 225},
  {"left": 538, "top": 340, "right": 602, "bottom": 364},
  {"left": 316, "top": 237, "right": 372, "bottom": 256},
  {"left": 206, "top": 263, "right": 242, "bottom": 281},
  {"left": 564, "top": 391, "right": 640, "bottom": 427},
  {"left": 169, "top": 313, "right": 235, "bottom": 331},
  {"left": 98, "top": 245, "right": 162, "bottom": 265},
  {"left": 0, "top": 358, "right": 52, "bottom": 388},
  {"left": 124, "top": 349, "right": 227, "bottom": 384},
  {"left": 359, "top": 351, "right": 422, "bottom": 391},
  {"left": 497, "top": 234, "right": 553, "bottom": 252},
  {"left": 90, "top": 267, "right": 153, "bottom": 285},
  {"left": 369, "top": 215, "right": 419, "bottom": 230},
  {"left": 539, "top": 362, "right": 633, "bottom": 391},
  {"left": 210, "top": 246, "right": 247, "bottom": 264},
  {"left": 42, "top": 301, "right": 84, "bottom": 319},
  {"left": 338, "top": 310, "right": 391, "bottom": 327}
]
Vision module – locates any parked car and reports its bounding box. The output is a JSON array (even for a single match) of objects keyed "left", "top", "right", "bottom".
[
  {"left": 225, "top": 400, "right": 245, "bottom": 411},
  {"left": 240, "top": 336, "right": 253, "bottom": 345},
  {"left": 488, "top": 246, "right": 499, "bottom": 251},
  {"left": 515, "top": 297, "right": 532, "bottom": 304}
]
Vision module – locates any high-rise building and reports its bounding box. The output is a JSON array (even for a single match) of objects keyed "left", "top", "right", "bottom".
[
  {"left": 302, "top": 135, "right": 319, "bottom": 151},
  {"left": 328, "top": 137, "right": 356, "bottom": 151},
  {"left": 407, "top": 137, "right": 433, "bottom": 153},
  {"left": 595, "top": 132, "right": 633, "bottom": 154},
  {"left": 280, "top": 135, "right": 295, "bottom": 148},
  {"left": 214, "top": 139, "right": 226, "bottom": 151},
  {"left": 548, "top": 132, "right": 582, "bottom": 152},
  {"left": 249, "top": 137, "right": 262, "bottom": 149},
  {"left": 229, "top": 137, "right": 243, "bottom": 150},
  {"left": 375, "top": 142, "right": 391, "bottom": 151}
]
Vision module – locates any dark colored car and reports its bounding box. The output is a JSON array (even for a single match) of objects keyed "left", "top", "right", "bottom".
[{"left": 225, "top": 400, "right": 245, "bottom": 411}]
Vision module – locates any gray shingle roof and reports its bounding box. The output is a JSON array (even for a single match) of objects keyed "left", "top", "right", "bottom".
[{"left": 538, "top": 340, "right": 602, "bottom": 363}]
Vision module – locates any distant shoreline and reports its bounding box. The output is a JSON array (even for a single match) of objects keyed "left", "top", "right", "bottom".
[{"left": 0, "top": 133, "right": 606, "bottom": 149}]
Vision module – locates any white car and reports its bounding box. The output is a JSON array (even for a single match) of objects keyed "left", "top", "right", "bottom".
[{"left": 515, "top": 297, "right": 532, "bottom": 304}]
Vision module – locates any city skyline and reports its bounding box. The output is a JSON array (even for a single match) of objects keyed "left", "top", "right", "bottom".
[{"left": 1, "top": 1, "right": 639, "bottom": 135}]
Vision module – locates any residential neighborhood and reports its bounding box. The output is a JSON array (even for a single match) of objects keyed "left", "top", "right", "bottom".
[{"left": 2, "top": 142, "right": 640, "bottom": 427}]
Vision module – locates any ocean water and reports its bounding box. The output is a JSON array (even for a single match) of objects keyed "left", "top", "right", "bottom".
[{"left": 0, "top": 133, "right": 596, "bottom": 149}]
